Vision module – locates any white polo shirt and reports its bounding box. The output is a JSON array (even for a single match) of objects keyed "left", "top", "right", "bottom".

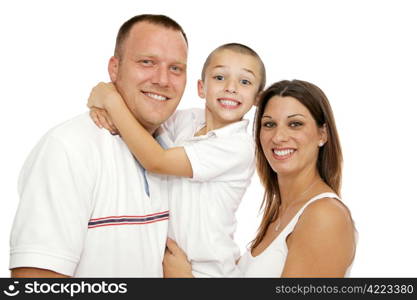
[
  {"left": 162, "top": 108, "right": 255, "bottom": 277},
  {"left": 10, "top": 113, "right": 170, "bottom": 277}
]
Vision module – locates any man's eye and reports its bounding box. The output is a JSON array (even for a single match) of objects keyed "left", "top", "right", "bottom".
[
  {"left": 241, "top": 79, "right": 251, "bottom": 85},
  {"left": 170, "top": 65, "right": 183, "bottom": 73},
  {"left": 213, "top": 75, "right": 224, "bottom": 80},
  {"left": 140, "top": 60, "right": 154, "bottom": 65}
]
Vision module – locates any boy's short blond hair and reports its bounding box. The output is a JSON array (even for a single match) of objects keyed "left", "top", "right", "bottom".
[{"left": 201, "top": 43, "right": 266, "bottom": 93}]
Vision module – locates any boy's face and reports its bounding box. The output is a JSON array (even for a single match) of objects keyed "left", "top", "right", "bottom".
[{"left": 198, "top": 49, "right": 261, "bottom": 129}]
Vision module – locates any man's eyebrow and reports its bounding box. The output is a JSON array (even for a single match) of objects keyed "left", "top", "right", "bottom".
[
  {"left": 137, "top": 53, "right": 158, "bottom": 58},
  {"left": 173, "top": 61, "right": 187, "bottom": 66},
  {"left": 288, "top": 114, "right": 306, "bottom": 118},
  {"left": 137, "top": 54, "right": 187, "bottom": 65}
]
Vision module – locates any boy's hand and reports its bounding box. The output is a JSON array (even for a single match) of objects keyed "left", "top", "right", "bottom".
[
  {"left": 87, "top": 82, "right": 122, "bottom": 109},
  {"left": 90, "top": 107, "right": 119, "bottom": 135}
]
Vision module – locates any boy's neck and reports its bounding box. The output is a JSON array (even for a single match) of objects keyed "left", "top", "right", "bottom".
[{"left": 195, "top": 107, "right": 242, "bottom": 136}]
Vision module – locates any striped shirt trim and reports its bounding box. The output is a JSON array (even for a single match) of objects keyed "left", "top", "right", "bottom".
[{"left": 88, "top": 210, "right": 169, "bottom": 229}]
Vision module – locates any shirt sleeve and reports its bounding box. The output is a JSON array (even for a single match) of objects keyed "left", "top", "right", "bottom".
[
  {"left": 9, "top": 134, "right": 92, "bottom": 276},
  {"left": 183, "top": 134, "right": 255, "bottom": 182}
]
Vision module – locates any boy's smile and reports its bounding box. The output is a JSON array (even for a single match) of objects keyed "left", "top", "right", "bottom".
[{"left": 217, "top": 97, "right": 241, "bottom": 109}]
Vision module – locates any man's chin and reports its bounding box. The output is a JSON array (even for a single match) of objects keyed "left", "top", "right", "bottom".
[
  {"left": 137, "top": 119, "right": 164, "bottom": 134},
  {"left": 135, "top": 109, "right": 173, "bottom": 130}
]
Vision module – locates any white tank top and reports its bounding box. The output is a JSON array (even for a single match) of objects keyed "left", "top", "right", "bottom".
[{"left": 238, "top": 192, "right": 356, "bottom": 277}]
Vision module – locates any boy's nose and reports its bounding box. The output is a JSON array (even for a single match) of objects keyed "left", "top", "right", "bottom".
[{"left": 225, "top": 80, "right": 237, "bottom": 93}]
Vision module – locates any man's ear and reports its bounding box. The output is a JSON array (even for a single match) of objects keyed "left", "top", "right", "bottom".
[
  {"left": 197, "top": 79, "right": 205, "bottom": 99},
  {"left": 108, "top": 56, "right": 119, "bottom": 82}
]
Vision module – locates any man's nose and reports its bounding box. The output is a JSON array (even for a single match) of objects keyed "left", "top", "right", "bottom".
[{"left": 152, "top": 66, "right": 169, "bottom": 87}]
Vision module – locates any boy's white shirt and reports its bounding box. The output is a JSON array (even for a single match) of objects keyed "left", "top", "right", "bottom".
[{"left": 160, "top": 108, "right": 255, "bottom": 277}]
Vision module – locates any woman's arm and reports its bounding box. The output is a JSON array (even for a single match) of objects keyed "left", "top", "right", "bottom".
[
  {"left": 88, "top": 82, "right": 192, "bottom": 177},
  {"left": 281, "top": 198, "right": 356, "bottom": 277},
  {"left": 163, "top": 239, "right": 194, "bottom": 278}
]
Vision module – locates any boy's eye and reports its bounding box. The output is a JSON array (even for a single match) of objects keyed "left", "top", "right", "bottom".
[
  {"left": 289, "top": 121, "right": 303, "bottom": 128},
  {"left": 241, "top": 79, "right": 251, "bottom": 85},
  {"left": 213, "top": 75, "right": 224, "bottom": 81},
  {"left": 262, "top": 121, "right": 276, "bottom": 128}
]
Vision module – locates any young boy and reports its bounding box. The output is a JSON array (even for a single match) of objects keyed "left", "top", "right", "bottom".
[{"left": 88, "top": 43, "right": 266, "bottom": 277}]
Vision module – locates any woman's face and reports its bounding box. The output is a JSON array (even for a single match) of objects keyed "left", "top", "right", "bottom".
[{"left": 259, "top": 95, "right": 327, "bottom": 177}]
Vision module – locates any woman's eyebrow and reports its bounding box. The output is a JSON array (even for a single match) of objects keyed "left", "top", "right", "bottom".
[{"left": 287, "top": 113, "right": 306, "bottom": 119}]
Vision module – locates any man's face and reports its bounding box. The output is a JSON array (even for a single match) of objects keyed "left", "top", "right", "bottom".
[{"left": 109, "top": 22, "right": 188, "bottom": 133}]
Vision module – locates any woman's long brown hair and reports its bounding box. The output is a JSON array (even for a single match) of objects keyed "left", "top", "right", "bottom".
[{"left": 251, "top": 79, "right": 343, "bottom": 250}]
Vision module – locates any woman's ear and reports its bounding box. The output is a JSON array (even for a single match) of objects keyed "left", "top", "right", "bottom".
[{"left": 318, "top": 124, "right": 328, "bottom": 147}]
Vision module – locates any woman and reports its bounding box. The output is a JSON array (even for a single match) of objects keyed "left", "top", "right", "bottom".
[{"left": 163, "top": 79, "right": 356, "bottom": 277}]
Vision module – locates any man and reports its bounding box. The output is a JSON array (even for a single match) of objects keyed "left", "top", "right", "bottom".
[{"left": 9, "top": 14, "right": 188, "bottom": 277}]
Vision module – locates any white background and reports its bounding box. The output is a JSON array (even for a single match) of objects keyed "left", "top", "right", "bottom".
[{"left": 1, "top": 0, "right": 416, "bottom": 277}]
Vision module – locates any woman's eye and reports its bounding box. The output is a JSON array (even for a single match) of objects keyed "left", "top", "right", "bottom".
[
  {"left": 262, "top": 121, "right": 276, "bottom": 128},
  {"left": 289, "top": 121, "right": 303, "bottom": 128}
]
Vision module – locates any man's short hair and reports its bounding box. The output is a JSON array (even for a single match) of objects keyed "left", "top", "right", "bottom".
[
  {"left": 114, "top": 14, "right": 188, "bottom": 59},
  {"left": 201, "top": 43, "right": 266, "bottom": 93}
]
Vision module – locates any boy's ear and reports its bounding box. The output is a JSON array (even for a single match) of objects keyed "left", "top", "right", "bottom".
[
  {"left": 254, "top": 92, "right": 262, "bottom": 107},
  {"left": 108, "top": 56, "right": 119, "bottom": 82},
  {"left": 197, "top": 79, "right": 205, "bottom": 99}
]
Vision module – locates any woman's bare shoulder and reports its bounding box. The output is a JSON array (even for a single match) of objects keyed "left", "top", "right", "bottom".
[{"left": 294, "top": 196, "right": 354, "bottom": 239}]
